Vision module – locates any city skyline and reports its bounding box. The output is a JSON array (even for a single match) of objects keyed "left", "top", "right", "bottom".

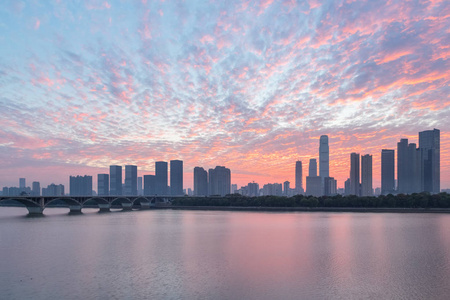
[{"left": 0, "top": 1, "right": 449, "bottom": 190}]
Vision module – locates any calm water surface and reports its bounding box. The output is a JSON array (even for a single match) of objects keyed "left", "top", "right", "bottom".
[{"left": 1, "top": 207, "right": 449, "bottom": 299}]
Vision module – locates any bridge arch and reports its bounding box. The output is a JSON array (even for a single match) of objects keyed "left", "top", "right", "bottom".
[
  {"left": 0, "top": 197, "right": 43, "bottom": 214},
  {"left": 110, "top": 197, "right": 133, "bottom": 210}
]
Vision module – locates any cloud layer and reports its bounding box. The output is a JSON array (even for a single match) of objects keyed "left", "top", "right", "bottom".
[{"left": 0, "top": 0, "right": 449, "bottom": 190}]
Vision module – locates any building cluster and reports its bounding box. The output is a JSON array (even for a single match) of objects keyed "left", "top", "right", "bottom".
[
  {"left": 193, "top": 166, "right": 231, "bottom": 196},
  {"left": 0, "top": 129, "right": 441, "bottom": 198}
]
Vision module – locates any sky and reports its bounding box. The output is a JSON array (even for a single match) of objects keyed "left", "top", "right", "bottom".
[{"left": 0, "top": 0, "right": 449, "bottom": 191}]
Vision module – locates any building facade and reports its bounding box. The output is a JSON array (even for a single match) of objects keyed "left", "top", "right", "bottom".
[
  {"left": 124, "top": 165, "right": 138, "bottom": 195},
  {"left": 110, "top": 165, "right": 122, "bottom": 196},
  {"left": 155, "top": 161, "right": 168, "bottom": 195},
  {"left": 350, "top": 153, "right": 360, "bottom": 196},
  {"left": 381, "top": 149, "right": 395, "bottom": 195},
  {"left": 361, "top": 154, "right": 373, "bottom": 196},
  {"left": 170, "top": 160, "right": 183, "bottom": 195},
  {"left": 194, "top": 167, "right": 208, "bottom": 196}
]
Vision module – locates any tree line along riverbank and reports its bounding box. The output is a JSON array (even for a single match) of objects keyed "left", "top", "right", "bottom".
[{"left": 171, "top": 192, "right": 450, "bottom": 209}]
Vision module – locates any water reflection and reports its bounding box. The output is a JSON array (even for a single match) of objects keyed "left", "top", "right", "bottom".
[{"left": 1, "top": 208, "right": 450, "bottom": 299}]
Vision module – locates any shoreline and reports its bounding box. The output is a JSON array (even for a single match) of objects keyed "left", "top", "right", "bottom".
[{"left": 159, "top": 206, "right": 450, "bottom": 213}]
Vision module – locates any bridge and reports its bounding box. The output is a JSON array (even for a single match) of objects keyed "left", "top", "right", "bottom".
[{"left": 0, "top": 195, "right": 184, "bottom": 215}]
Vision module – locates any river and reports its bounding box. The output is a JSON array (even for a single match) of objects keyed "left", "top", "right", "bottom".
[{"left": 1, "top": 207, "right": 449, "bottom": 299}]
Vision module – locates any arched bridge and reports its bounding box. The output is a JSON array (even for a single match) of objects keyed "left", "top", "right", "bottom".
[{"left": 0, "top": 195, "right": 183, "bottom": 215}]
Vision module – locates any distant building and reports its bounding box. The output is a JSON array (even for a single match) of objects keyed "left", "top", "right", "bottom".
[
  {"left": 324, "top": 177, "right": 337, "bottom": 196},
  {"left": 248, "top": 182, "right": 259, "bottom": 197},
  {"left": 124, "top": 165, "right": 138, "bottom": 195},
  {"left": 381, "top": 149, "right": 395, "bottom": 195},
  {"left": 295, "top": 161, "right": 303, "bottom": 194},
  {"left": 319, "top": 135, "right": 329, "bottom": 194},
  {"left": 361, "top": 154, "right": 373, "bottom": 196},
  {"left": 42, "top": 184, "right": 64, "bottom": 196},
  {"left": 110, "top": 165, "right": 122, "bottom": 196},
  {"left": 397, "top": 139, "right": 408, "bottom": 194},
  {"left": 138, "top": 177, "right": 143, "bottom": 196},
  {"left": 98, "top": 174, "right": 109, "bottom": 196},
  {"left": 143, "top": 175, "right": 156, "bottom": 195},
  {"left": 231, "top": 184, "right": 238, "bottom": 194},
  {"left": 194, "top": 167, "right": 208, "bottom": 196},
  {"left": 208, "top": 166, "right": 231, "bottom": 196},
  {"left": 32, "top": 181, "right": 40, "bottom": 196},
  {"left": 350, "top": 153, "right": 360, "bottom": 196},
  {"left": 309, "top": 159, "right": 317, "bottom": 177},
  {"left": 344, "top": 178, "right": 350, "bottom": 195},
  {"left": 283, "top": 181, "right": 290, "bottom": 196},
  {"left": 306, "top": 176, "right": 322, "bottom": 196},
  {"left": 419, "top": 128, "right": 440, "bottom": 193},
  {"left": 170, "top": 160, "right": 183, "bottom": 195},
  {"left": 155, "top": 161, "right": 168, "bottom": 195},
  {"left": 19, "top": 178, "right": 26, "bottom": 189},
  {"left": 262, "top": 183, "right": 282, "bottom": 196},
  {"left": 70, "top": 175, "right": 92, "bottom": 196}
]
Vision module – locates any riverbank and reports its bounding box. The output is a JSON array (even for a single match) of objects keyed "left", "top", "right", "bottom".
[{"left": 159, "top": 206, "right": 450, "bottom": 213}]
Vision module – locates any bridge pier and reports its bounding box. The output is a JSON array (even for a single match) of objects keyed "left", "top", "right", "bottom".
[
  {"left": 27, "top": 206, "right": 44, "bottom": 215},
  {"left": 98, "top": 204, "right": 111, "bottom": 212},
  {"left": 69, "top": 205, "right": 82, "bottom": 214},
  {"left": 140, "top": 202, "right": 151, "bottom": 209},
  {"left": 121, "top": 203, "right": 133, "bottom": 211}
]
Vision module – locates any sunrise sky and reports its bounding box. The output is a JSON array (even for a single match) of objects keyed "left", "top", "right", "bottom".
[{"left": 0, "top": 0, "right": 449, "bottom": 191}]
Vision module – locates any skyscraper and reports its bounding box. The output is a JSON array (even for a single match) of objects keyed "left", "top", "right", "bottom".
[
  {"left": 143, "top": 175, "right": 156, "bottom": 195},
  {"left": 70, "top": 175, "right": 92, "bottom": 196},
  {"left": 170, "top": 160, "right": 183, "bottom": 195},
  {"left": 309, "top": 159, "right": 317, "bottom": 177},
  {"left": 19, "top": 178, "right": 26, "bottom": 189},
  {"left": 350, "top": 153, "right": 360, "bottom": 196},
  {"left": 295, "top": 161, "right": 303, "bottom": 194},
  {"left": 138, "top": 176, "right": 143, "bottom": 196},
  {"left": 397, "top": 138, "right": 408, "bottom": 193},
  {"left": 361, "top": 154, "right": 373, "bottom": 196},
  {"left": 283, "top": 181, "right": 290, "bottom": 196},
  {"left": 110, "top": 165, "right": 122, "bottom": 196},
  {"left": 419, "top": 128, "right": 440, "bottom": 193},
  {"left": 124, "top": 165, "right": 138, "bottom": 195},
  {"left": 319, "top": 135, "right": 329, "bottom": 178},
  {"left": 32, "top": 181, "right": 40, "bottom": 196},
  {"left": 381, "top": 149, "right": 395, "bottom": 195},
  {"left": 155, "top": 161, "right": 168, "bottom": 195},
  {"left": 194, "top": 167, "right": 208, "bottom": 196},
  {"left": 98, "top": 174, "right": 109, "bottom": 196},
  {"left": 208, "top": 166, "right": 231, "bottom": 196}
]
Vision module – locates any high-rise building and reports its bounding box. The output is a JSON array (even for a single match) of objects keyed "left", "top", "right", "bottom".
[
  {"left": 138, "top": 177, "right": 143, "bottom": 196},
  {"left": 324, "top": 177, "right": 337, "bottom": 196},
  {"left": 283, "top": 181, "right": 290, "bottom": 196},
  {"left": 381, "top": 149, "right": 395, "bottom": 195},
  {"left": 98, "top": 174, "right": 109, "bottom": 196},
  {"left": 143, "top": 175, "right": 156, "bottom": 195},
  {"left": 19, "top": 178, "right": 26, "bottom": 189},
  {"left": 361, "top": 154, "right": 373, "bottom": 196},
  {"left": 110, "top": 165, "right": 122, "bottom": 196},
  {"left": 309, "top": 159, "right": 317, "bottom": 177},
  {"left": 155, "top": 161, "right": 168, "bottom": 195},
  {"left": 248, "top": 182, "right": 259, "bottom": 197},
  {"left": 397, "top": 139, "right": 408, "bottom": 193},
  {"left": 32, "top": 181, "right": 40, "bottom": 196},
  {"left": 295, "top": 161, "right": 303, "bottom": 194},
  {"left": 42, "top": 184, "right": 65, "bottom": 196},
  {"left": 124, "top": 165, "right": 138, "bottom": 195},
  {"left": 306, "top": 176, "right": 322, "bottom": 196},
  {"left": 350, "top": 153, "right": 360, "bottom": 196},
  {"left": 170, "top": 160, "right": 183, "bottom": 195},
  {"left": 407, "top": 143, "right": 420, "bottom": 193},
  {"left": 319, "top": 135, "right": 329, "bottom": 178},
  {"left": 419, "top": 129, "right": 440, "bottom": 193},
  {"left": 344, "top": 178, "right": 350, "bottom": 195},
  {"left": 70, "top": 175, "right": 92, "bottom": 196},
  {"left": 208, "top": 166, "right": 231, "bottom": 196},
  {"left": 194, "top": 167, "right": 208, "bottom": 196},
  {"left": 231, "top": 184, "right": 238, "bottom": 194},
  {"left": 262, "top": 183, "right": 282, "bottom": 196}
]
